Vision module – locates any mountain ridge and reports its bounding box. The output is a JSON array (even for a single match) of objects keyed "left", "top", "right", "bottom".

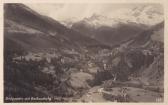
[{"left": 4, "top": 3, "right": 108, "bottom": 52}]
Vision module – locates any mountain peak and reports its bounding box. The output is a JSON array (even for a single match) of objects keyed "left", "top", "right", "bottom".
[
  {"left": 63, "top": 5, "right": 163, "bottom": 28},
  {"left": 122, "top": 5, "right": 164, "bottom": 25},
  {"left": 90, "top": 13, "right": 105, "bottom": 19}
]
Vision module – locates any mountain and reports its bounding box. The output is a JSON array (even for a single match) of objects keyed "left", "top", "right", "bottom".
[
  {"left": 129, "top": 22, "right": 164, "bottom": 86},
  {"left": 71, "top": 16, "right": 147, "bottom": 46},
  {"left": 93, "top": 21, "right": 164, "bottom": 96},
  {"left": 66, "top": 5, "right": 163, "bottom": 46},
  {"left": 61, "top": 17, "right": 79, "bottom": 28},
  {"left": 4, "top": 4, "right": 114, "bottom": 101},
  {"left": 4, "top": 4, "right": 100, "bottom": 101},
  {"left": 129, "top": 21, "right": 164, "bottom": 48},
  {"left": 111, "top": 5, "right": 163, "bottom": 26},
  {"left": 4, "top": 3, "right": 164, "bottom": 102},
  {"left": 118, "top": 21, "right": 164, "bottom": 84},
  {"left": 4, "top": 4, "right": 104, "bottom": 52},
  {"left": 66, "top": 5, "right": 163, "bottom": 28}
]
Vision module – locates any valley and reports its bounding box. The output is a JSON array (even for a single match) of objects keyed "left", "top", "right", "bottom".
[{"left": 4, "top": 3, "right": 164, "bottom": 103}]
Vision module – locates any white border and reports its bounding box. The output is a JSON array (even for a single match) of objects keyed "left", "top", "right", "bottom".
[{"left": 0, "top": 0, "right": 167, "bottom": 105}]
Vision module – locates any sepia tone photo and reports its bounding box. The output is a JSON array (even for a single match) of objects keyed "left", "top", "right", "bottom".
[{"left": 3, "top": 3, "right": 164, "bottom": 103}]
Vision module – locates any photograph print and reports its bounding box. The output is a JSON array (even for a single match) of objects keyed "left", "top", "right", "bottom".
[{"left": 4, "top": 3, "right": 164, "bottom": 102}]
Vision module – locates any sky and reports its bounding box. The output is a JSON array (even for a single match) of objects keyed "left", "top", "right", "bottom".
[{"left": 25, "top": 3, "right": 163, "bottom": 22}]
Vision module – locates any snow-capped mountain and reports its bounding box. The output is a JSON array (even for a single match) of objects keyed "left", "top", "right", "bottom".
[
  {"left": 113, "top": 5, "right": 164, "bottom": 26},
  {"left": 62, "top": 14, "right": 129, "bottom": 29},
  {"left": 61, "top": 17, "right": 79, "bottom": 28},
  {"left": 62, "top": 5, "right": 163, "bottom": 28},
  {"left": 80, "top": 14, "right": 125, "bottom": 28},
  {"left": 69, "top": 5, "right": 163, "bottom": 46}
]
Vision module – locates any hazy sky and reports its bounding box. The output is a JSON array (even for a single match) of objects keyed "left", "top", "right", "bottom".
[{"left": 25, "top": 3, "right": 163, "bottom": 21}]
